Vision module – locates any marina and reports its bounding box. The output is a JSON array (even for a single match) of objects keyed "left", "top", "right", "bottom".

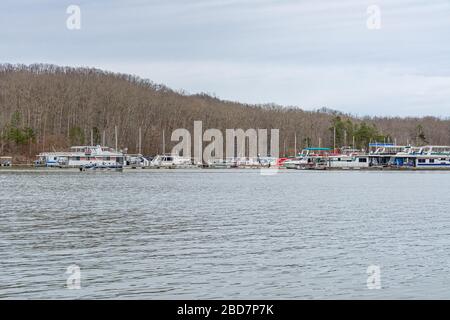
[
  {"left": 282, "top": 143, "right": 450, "bottom": 171},
  {"left": 4, "top": 142, "right": 450, "bottom": 172},
  {"left": 3, "top": 0, "right": 450, "bottom": 304}
]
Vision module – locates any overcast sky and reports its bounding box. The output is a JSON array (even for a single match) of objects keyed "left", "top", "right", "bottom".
[{"left": 1, "top": 0, "right": 450, "bottom": 117}]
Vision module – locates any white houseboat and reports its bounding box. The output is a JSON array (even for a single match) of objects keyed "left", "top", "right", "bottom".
[
  {"left": 391, "top": 145, "right": 450, "bottom": 169},
  {"left": 36, "top": 145, "right": 125, "bottom": 168},
  {"left": 327, "top": 154, "right": 369, "bottom": 169}
]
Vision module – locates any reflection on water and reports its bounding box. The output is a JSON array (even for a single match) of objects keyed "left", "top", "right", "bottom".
[{"left": 1, "top": 169, "right": 450, "bottom": 299}]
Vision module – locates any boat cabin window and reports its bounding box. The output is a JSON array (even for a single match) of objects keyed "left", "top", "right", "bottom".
[
  {"left": 418, "top": 159, "right": 426, "bottom": 163},
  {"left": 429, "top": 159, "right": 435, "bottom": 163},
  {"left": 358, "top": 158, "right": 367, "bottom": 163}
]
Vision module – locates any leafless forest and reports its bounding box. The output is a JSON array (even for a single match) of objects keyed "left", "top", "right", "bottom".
[{"left": 1, "top": 64, "right": 449, "bottom": 162}]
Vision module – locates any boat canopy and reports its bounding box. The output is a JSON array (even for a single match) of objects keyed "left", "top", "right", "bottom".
[
  {"left": 369, "top": 143, "right": 395, "bottom": 147},
  {"left": 304, "top": 147, "right": 331, "bottom": 151}
]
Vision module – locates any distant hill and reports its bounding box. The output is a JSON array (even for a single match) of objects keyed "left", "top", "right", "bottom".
[{"left": 1, "top": 63, "right": 449, "bottom": 162}]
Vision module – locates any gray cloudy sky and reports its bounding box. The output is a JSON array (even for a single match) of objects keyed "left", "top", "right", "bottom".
[{"left": 1, "top": 0, "right": 450, "bottom": 116}]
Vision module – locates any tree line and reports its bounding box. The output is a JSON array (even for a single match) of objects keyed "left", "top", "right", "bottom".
[{"left": 1, "top": 63, "right": 449, "bottom": 162}]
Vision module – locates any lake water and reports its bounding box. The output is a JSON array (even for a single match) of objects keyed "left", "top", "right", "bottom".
[{"left": 1, "top": 169, "right": 450, "bottom": 299}]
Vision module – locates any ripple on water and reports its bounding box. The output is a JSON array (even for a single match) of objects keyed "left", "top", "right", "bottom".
[{"left": 1, "top": 170, "right": 450, "bottom": 299}]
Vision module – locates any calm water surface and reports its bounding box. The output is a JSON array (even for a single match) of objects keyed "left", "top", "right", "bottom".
[{"left": 1, "top": 169, "right": 450, "bottom": 299}]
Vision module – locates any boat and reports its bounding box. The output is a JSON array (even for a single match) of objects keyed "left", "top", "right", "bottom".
[
  {"left": 149, "top": 154, "right": 193, "bottom": 168},
  {"left": 326, "top": 154, "right": 369, "bottom": 169},
  {"left": 368, "top": 143, "right": 408, "bottom": 167},
  {"left": 206, "top": 156, "right": 278, "bottom": 169},
  {"left": 292, "top": 148, "right": 332, "bottom": 170},
  {"left": 259, "top": 156, "right": 278, "bottom": 168},
  {"left": 235, "top": 157, "right": 278, "bottom": 168},
  {"left": 124, "top": 154, "right": 150, "bottom": 168},
  {"left": 80, "top": 163, "right": 123, "bottom": 172},
  {"left": 206, "top": 158, "right": 238, "bottom": 169},
  {"left": 283, "top": 154, "right": 308, "bottom": 169},
  {"left": 390, "top": 145, "right": 450, "bottom": 169},
  {"left": 36, "top": 145, "right": 125, "bottom": 168},
  {"left": 0, "top": 156, "right": 12, "bottom": 167}
]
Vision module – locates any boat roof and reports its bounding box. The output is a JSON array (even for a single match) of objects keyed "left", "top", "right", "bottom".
[
  {"left": 304, "top": 147, "right": 331, "bottom": 151},
  {"left": 369, "top": 143, "right": 397, "bottom": 147},
  {"left": 70, "top": 145, "right": 112, "bottom": 149},
  {"left": 37, "top": 150, "right": 123, "bottom": 156}
]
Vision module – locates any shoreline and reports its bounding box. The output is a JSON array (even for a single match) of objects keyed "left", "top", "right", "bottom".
[{"left": 2, "top": 166, "right": 450, "bottom": 173}]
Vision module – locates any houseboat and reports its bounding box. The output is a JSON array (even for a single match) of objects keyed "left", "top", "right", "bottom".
[
  {"left": 36, "top": 145, "right": 125, "bottom": 168},
  {"left": 414, "top": 146, "right": 450, "bottom": 169},
  {"left": 390, "top": 145, "right": 450, "bottom": 169},
  {"left": 327, "top": 154, "right": 369, "bottom": 169},
  {"left": 368, "top": 143, "right": 408, "bottom": 167}
]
